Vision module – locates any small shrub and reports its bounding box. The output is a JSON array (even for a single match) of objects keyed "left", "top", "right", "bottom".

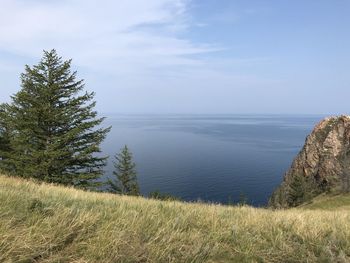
[{"left": 149, "top": 190, "right": 181, "bottom": 201}]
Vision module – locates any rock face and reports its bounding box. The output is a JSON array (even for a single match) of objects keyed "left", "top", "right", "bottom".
[{"left": 269, "top": 115, "right": 350, "bottom": 208}]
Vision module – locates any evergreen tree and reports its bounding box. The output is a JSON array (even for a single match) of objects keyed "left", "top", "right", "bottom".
[
  {"left": 0, "top": 50, "right": 110, "bottom": 188},
  {"left": 109, "top": 145, "right": 140, "bottom": 195},
  {"left": 287, "top": 175, "right": 306, "bottom": 206},
  {"left": 287, "top": 174, "right": 319, "bottom": 206},
  {"left": 0, "top": 104, "right": 12, "bottom": 171}
]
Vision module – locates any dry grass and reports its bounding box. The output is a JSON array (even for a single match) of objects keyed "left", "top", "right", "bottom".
[{"left": 1, "top": 175, "right": 350, "bottom": 262}]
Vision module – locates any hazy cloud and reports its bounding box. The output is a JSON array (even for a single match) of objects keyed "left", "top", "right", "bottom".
[
  {"left": 0, "top": 0, "right": 220, "bottom": 72},
  {"left": 1, "top": 0, "right": 348, "bottom": 114}
]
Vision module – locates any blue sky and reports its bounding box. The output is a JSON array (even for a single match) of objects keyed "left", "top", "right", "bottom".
[{"left": 0, "top": 0, "right": 349, "bottom": 114}]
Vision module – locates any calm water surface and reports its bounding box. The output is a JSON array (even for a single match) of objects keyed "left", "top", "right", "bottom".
[{"left": 101, "top": 115, "right": 325, "bottom": 206}]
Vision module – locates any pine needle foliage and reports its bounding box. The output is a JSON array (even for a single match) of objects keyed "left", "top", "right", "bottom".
[
  {"left": 0, "top": 50, "right": 110, "bottom": 188},
  {"left": 287, "top": 174, "right": 320, "bottom": 207},
  {"left": 0, "top": 105, "right": 12, "bottom": 172},
  {"left": 109, "top": 145, "right": 140, "bottom": 195}
]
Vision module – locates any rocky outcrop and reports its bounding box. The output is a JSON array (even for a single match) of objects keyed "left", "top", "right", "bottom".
[{"left": 269, "top": 115, "right": 350, "bottom": 208}]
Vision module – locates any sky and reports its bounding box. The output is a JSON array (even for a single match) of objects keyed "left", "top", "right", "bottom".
[{"left": 0, "top": 0, "right": 349, "bottom": 114}]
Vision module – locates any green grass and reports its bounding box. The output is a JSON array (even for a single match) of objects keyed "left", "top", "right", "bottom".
[
  {"left": 299, "top": 193, "right": 350, "bottom": 210},
  {"left": 1, "top": 176, "right": 350, "bottom": 262}
]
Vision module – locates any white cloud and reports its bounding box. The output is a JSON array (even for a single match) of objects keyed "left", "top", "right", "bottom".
[
  {"left": 0, "top": 0, "right": 219, "bottom": 72},
  {"left": 0, "top": 0, "right": 282, "bottom": 113}
]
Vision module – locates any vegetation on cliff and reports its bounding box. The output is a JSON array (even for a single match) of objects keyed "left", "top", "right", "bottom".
[{"left": 270, "top": 116, "right": 350, "bottom": 208}]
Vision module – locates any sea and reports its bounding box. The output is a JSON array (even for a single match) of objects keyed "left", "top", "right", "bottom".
[{"left": 101, "top": 114, "right": 325, "bottom": 206}]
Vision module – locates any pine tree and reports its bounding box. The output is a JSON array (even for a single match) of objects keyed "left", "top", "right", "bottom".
[
  {"left": 0, "top": 104, "right": 12, "bottom": 172},
  {"left": 287, "top": 174, "right": 319, "bottom": 206},
  {"left": 109, "top": 145, "right": 140, "bottom": 195},
  {"left": 287, "top": 174, "right": 306, "bottom": 206},
  {"left": 0, "top": 50, "right": 110, "bottom": 188}
]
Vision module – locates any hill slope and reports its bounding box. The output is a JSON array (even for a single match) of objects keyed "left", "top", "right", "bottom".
[
  {"left": 299, "top": 193, "right": 350, "bottom": 210},
  {"left": 1, "top": 176, "right": 350, "bottom": 262}
]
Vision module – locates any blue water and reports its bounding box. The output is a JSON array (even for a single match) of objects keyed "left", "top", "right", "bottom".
[{"left": 101, "top": 114, "right": 324, "bottom": 206}]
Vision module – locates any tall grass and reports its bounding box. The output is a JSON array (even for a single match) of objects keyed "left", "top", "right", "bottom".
[{"left": 1, "top": 175, "right": 350, "bottom": 262}]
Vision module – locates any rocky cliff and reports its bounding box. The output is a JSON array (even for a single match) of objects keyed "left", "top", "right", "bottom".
[{"left": 269, "top": 115, "right": 350, "bottom": 208}]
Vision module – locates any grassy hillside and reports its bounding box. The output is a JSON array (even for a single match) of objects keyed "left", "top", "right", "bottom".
[
  {"left": 299, "top": 193, "right": 350, "bottom": 210},
  {"left": 1, "top": 176, "right": 350, "bottom": 262}
]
